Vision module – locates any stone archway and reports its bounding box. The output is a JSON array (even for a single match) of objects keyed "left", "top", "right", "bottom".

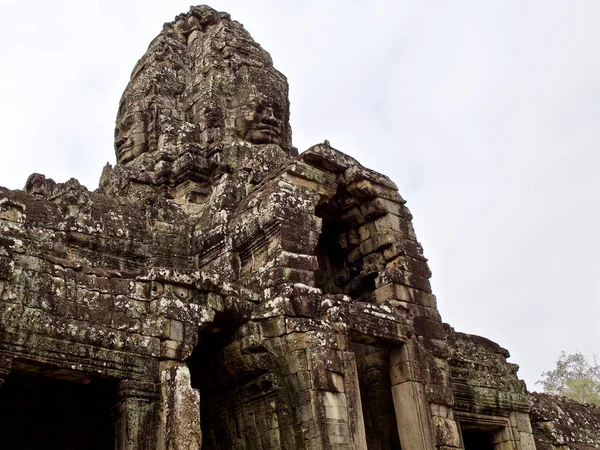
[{"left": 186, "top": 318, "right": 297, "bottom": 450}]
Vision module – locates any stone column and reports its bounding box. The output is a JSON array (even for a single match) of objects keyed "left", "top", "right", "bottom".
[
  {"left": 113, "top": 380, "right": 159, "bottom": 450},
  {"left": 389, "top": 345, "right": 435, "bottom": 450},
  {"left": 512, "top": 411, "right": 536, "bottom": 450},
  {"left": 157, "top": 361, "right": 201, "bottom": 450},
  {"left": 263, "top": 326, "right": 368, "bottom": 449}
]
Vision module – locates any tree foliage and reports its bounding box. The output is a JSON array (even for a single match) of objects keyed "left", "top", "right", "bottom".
[{"left": 537, "top": 351, "right": 600, "bottom": 405}]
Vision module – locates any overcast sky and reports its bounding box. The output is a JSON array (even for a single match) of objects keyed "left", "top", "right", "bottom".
[{"left": 1, "top": 0, "right": 598, "bottom": 390}]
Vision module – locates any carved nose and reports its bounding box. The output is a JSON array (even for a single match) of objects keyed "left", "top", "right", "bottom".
[{"left": 260, "top": 108, "right": 278, "bottom": 126}]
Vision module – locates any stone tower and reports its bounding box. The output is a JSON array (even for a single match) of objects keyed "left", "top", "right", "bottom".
[{"left": 0, "top": 5, "right": 544, "bottom": 449}]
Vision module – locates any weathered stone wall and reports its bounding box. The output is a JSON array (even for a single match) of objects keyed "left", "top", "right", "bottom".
[
  {"left": 446, "top": 325, "right": 529, "bottom": 415},
  {"left": 446, "top": 325, "right": 536, "bottom": 449},
  {"left": 530, "top": 392, "right": 600, "bottom": 449},
  {"left": 0, "top": 175, "right": 189, "bottom": 381},
  {"left": 0, "top": 171, "right": 240, "bottom": 449}
]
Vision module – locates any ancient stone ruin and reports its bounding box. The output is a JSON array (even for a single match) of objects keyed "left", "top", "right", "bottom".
[{"left": 0, "top": 5, "right": 597, "bottom": 449}]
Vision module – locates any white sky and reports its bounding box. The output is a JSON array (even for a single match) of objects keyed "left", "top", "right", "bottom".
[{"left": 1, "top": 0, "right": 598, "bottom": 390}]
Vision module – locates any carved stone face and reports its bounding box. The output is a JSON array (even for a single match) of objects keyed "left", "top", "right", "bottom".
[
  {"left": 114, "top": 111, "right": 149, "bottom": 165},
  {"left": 238, "top": 101, "right": 284, "bottom": 146},
  {"left": 115, "top": 7, "right": 293, "bottom": 164}
]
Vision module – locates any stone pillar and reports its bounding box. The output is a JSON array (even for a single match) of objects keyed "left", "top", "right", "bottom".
[
  {"left": 390, "top": 346, "right": 435, "bottom": 450},
  {"left": 157, "top": 361, "right": 201, "bottom": 450},
  {"left": 263, "top": 327, "right": 368, "bottom": 449},
  {"left": 341, "top": 350, "right": 368, "bottom": 449},
  {"left": 113, "top": 380, "right": 159, "bottom": 450},
  {"left": 513, "top": 411, "right": 536, "bottom": 450}
]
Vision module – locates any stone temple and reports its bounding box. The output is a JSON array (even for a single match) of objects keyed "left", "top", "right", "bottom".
[{"left": 0, "top": 5, "right": 598, "bottom": 450}]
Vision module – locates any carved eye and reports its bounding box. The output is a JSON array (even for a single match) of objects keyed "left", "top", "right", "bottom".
[
  {"left": 255, "top": 104, "right": 264, "bottom": 114},
  {"left": 119, "top": 116, "right": 134, "bottom": 131},
  {"left": 115, "top": 137, "right": 127, "bottom": 149}
]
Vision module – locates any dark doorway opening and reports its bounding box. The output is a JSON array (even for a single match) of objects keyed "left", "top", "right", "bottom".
[
  {"left": 315, "top": 192, "right": 381, "bottom": 302},
  {"left": 0, "top": 372, "right": 116, "bottom": 450},
  {"left": 188, "top": 331, "right": 229, "bottom": 449},
  {"left": 461, "top": 428, "right": 494, "bottom": 450},
  {"left": 351, "top": 342, "right": 401, "bottom": 450},
  {"left": 314, "top": 211, "right": 349, "bottom": 296},
  {"left": 187, "top": 319, "right": 284, "bottom": 450}
]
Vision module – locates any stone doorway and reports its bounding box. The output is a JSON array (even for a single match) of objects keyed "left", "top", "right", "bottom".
[
  {"left": 188, "top": 323, "right": 247, "bottom": 449},
  {"left": 461, "top": 428, "right": 494, "bottom": 450},
  {"left": 457, "top": 415, "right": 516, "bottom": 450},
  {"left": 0, "top": 371, "right": 116, "bottom": 450},
  {"left": 351, "top": 342, "right": 402, "bottom": 450},
  {"left": 187, "top": 320, "right": 292, "bottom": 449}
]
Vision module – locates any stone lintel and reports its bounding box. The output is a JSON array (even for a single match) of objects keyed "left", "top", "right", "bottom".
[{"left": 117, "top": 379, "right": 159, "bottom": 401}]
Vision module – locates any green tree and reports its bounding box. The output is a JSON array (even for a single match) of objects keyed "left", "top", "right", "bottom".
[{"left": 537, "top": 351, "right": 600, "bottom": 405}]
